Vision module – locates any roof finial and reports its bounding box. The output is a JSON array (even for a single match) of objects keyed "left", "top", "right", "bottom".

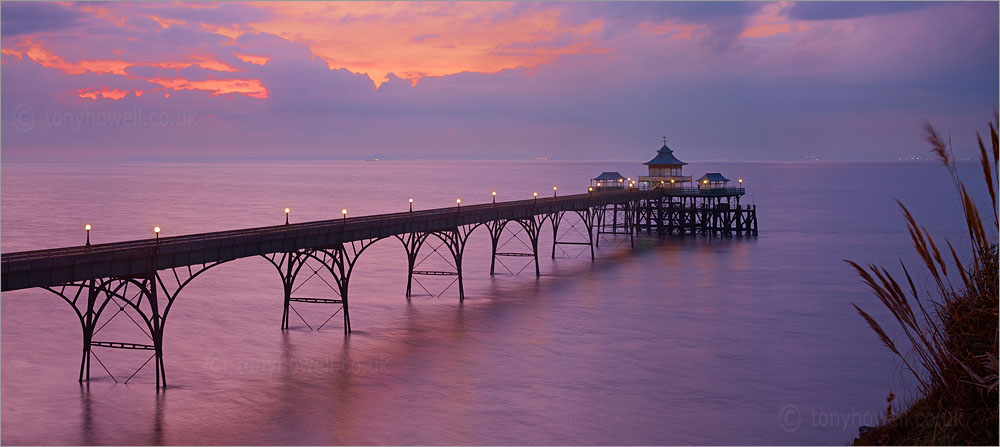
[{"left": 662, "top": 135, "right": 668, "bottom": 145}]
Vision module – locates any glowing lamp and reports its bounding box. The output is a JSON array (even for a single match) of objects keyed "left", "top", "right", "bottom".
[{"left": 84, "top": 224, "right": 92, "bottom": 246}]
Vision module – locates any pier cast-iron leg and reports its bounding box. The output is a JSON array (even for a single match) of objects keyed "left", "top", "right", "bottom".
[
  {"left": 282, "top": 253, "right": 294, "bottom": 330},
  {"left": 337, "top": 249, "right": 352, "bottom": 334},
  {"left": 585, "top": 210, "right": 596, "bottom": 261},
  {"left": 550, "top": 212, "right": 561, "bottom": 259},
  {"left": 628, "top": 201, "right": 635, "bottom": 249},
  {"left": 527, "top": 221, "right": 541, "bottom": 277},
  {"left": 80, "top": 281, "right": 98, "bottom": 382},
  {"left": 486, "top": 220, "right": 503, "bottom": 276},
  {"left": 456, "top": 253, "right": 465, "bottom": 301},
  {"left": 145, "top": 273, "right": 165, "bottom": 389},
  {"left": 594, "top": 208, "right": 602, "bottom": 248}
]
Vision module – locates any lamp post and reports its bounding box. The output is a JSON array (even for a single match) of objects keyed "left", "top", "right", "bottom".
[
  {"left": 588, "top": 186, "right": 593, "bottom": 195},
  {"left": 154, "top": 226, "right": 161, "bottom": 241},
  {"left": 284, "top": 208, "right": 290, "bottom": 225},
  {"left": 456, "top": 198, "right": 461, "bottom": 209},
  {"left": 492, "top": 191, "right": 497, "bottom": 204},
  {"left": 342, "top": 209, "right": 348, "bottom": 220},
  {"left": 533, "top": 192, "right": 538, "bottom": 202},
  {"left": 409, "top": 198, "right": 413, "bottom": 212},
  {"left": 553, "top": 186, "right": 558, "bottom": 197}
]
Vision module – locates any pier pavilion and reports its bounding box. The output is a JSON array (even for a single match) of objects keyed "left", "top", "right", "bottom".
[
  {"left": 696, "top": 172, "right": 732, "bottom": 190},
  {"left": 591, "top": 171, "right": 626, "bottom": 190},
  {"left": 638, "top": 138, "right": 692, "bottom": 188}
]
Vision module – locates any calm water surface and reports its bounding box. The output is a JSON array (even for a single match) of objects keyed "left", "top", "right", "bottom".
[{"left": 0, "top": 160, "right": 987, "bottom": 445}]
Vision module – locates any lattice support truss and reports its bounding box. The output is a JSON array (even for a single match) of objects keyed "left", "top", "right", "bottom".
[
  {"left": 398, "top": 224, "right": 478, "bottom": 301},
  {"left": 262, "top": 239, "right": 379, "bottom": 334},
  {"left": 486, "top": 215, "right": 547, "bottom": 278},
  {"left": 594, "top": 200, "right": 636, "bottom": 249},
  {"left": 550, "top": 209, "right": 596, "bottom": 260},
  {"left": 42, "top": 259, "right": 224, "bottom": 389}
]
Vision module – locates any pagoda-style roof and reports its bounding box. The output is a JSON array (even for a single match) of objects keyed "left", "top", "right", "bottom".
[
  {"left": 644, "top": 143, "right": 687, "bottom": 166},
  {"left": 593, "top": 171, "right": 626, "bottom": 181},
  {"left": 696, "top": 172, "right": 730, "bottom": 183}
]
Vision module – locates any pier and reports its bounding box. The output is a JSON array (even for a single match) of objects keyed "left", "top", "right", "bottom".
[
  {"left": 1, "top": 188, "right": 756, "bottom": 388},
  {"left": 1, "top": 139, "right": 758, "bottom": 388}
]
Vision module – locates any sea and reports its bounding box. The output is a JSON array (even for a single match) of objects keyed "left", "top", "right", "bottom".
[{"left": 0, "top": 160, "right": 991, "bottom": 445}]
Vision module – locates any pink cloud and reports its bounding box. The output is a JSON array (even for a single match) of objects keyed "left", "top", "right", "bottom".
[
  {"left": 147, "top": 77, "right": 269, "bottom": 98},
  {"left": 235, "top": 53, "right": 270, "bottom": 66},
  {"left": 77, "top": 86, "right": 130, "bottom": 100}
]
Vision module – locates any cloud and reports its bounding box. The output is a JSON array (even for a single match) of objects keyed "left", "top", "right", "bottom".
[
  {"left": 1, "top": 2, "right": 81, "bottom": 36},
  {"left": 77, "top": 86, "right": 130, "bottom": 100},
  {"left": 146, "top": 77, "right": 268, "bottom": 98},
  {"left": 0, "top": 1, "right": 995, "bottom": 162},
  {"left": 785, "top": 1, "right": 931, "bottom": 21},
  {"left": 234, "top": 53, "right": 270, "bottom": 66},
  {"left": 238, "top": 2, "right": 607, "bottom": 88}
]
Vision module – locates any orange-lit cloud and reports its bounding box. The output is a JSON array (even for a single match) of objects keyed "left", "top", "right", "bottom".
[
  {"left": 232, "top": 2, "right": 605, "bottom": 88},
  {"left": 200, "top": 23, "right": 245, "bottom": 40},
  {"left": 77, "top": 87, "right": 130, "bottom": 100},
  {"left": 235, "top": 53, "right": 270, "bottom": 65},
  {"left": 2, "top": 38, "right": 265, "bottom": 100},
  {"left": 148, "top": 15, "right": 186, "bottom": 29},
  {"left": 75, "top": 3, "right": 130, "bottom": 28},
  {"left": 5, "top": 39, "right": 240, "bottom": 75},
  {"left": 147, "top": 77, "right": 269, "bottom": 98},
  {"left": 741, "top": 2, "right": 808, "bottom": 39}
]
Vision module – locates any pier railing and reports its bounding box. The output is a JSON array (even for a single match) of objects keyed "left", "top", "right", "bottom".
[
  {"left": 2, "top": 189, "right": 665, "bottom": 290},
  {"left": 657, "top": 186, "right": 746, "bottom": 196}
]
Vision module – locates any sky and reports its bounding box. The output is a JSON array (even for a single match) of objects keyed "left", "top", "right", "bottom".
[{"left": 1, "top": 1, "right": 997, "bottom": 162}]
